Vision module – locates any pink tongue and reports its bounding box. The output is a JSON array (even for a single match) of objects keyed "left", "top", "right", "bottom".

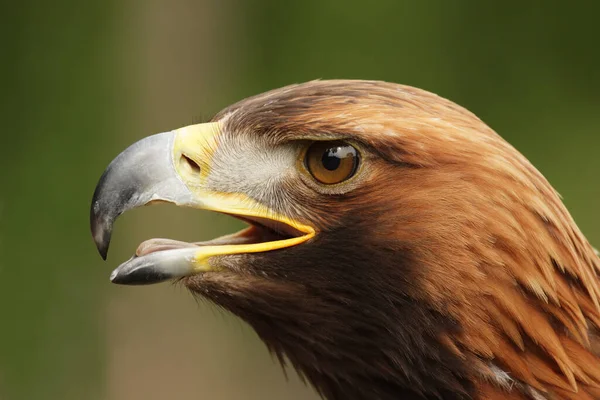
[{"left": 136, "top": 238, "right": 197, "bottom": 257}]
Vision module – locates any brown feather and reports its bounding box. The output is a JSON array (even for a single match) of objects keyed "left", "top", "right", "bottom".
[{"left": 181, "top": 80, "right": 600, "bottom": 399}]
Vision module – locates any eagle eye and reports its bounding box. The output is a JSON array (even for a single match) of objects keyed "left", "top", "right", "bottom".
[{"left": 304, "top": 141, "right": 360, "bottom": 185}]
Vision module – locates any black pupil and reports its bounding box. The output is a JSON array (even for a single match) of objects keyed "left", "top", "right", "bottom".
[{"left": 322, "top": 147, "right": 343, "bottom": 171}]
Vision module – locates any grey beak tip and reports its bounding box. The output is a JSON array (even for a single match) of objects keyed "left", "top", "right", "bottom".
[
  {"left": 98, "top": 241, "right": 109, "bottom": 261},
  {"left": 90, "top": 212, "right": 112, "bottom": 260},
  {"left": 96, "top": 225, "right": 111, "bottom": 260},
  {"left": 109, "top": 268, "right": 120, "bottom": 283},
  {"left": 109, "top": 261, "right": 172, "bottom": 286}
]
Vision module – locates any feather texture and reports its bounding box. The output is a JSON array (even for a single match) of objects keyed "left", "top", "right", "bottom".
[{"left": 184, "top": 80, "right": 600, "bottom": 399}]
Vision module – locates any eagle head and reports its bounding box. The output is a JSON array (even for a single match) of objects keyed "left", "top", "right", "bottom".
[{"left": 91, "top": 80, "right": 600, "bottom": 400}]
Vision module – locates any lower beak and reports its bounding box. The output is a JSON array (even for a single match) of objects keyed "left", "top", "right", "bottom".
[{"left": 90, "top": 123, "right": 314, "bottom": 285}]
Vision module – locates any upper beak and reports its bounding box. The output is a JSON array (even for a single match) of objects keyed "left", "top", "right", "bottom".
[
  {"left": 90, "top": 122, "right": 314, "bottom": 285},
  {"left": 90, "top": 131, "right": 194, "bottom": 260}
]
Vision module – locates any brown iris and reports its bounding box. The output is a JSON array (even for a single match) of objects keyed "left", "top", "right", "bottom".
[{"left": 305, "top": 141, "right": 360, "bottom": 185}]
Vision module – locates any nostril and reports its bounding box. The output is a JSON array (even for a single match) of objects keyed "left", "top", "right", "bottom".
[{"left": 180, "top": 154, "right": 201, "bottom": 174}]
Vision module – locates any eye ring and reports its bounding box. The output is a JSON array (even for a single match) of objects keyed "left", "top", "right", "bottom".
[{"left": 304, "top": 141, "right": 360, "bottom": 185}]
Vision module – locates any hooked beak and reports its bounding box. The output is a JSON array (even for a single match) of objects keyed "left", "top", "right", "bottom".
[
  {"left": 90, "top": 122, "right": 314, "bottom": 285},
  {"left": 90, "top": 131, "right": 194, "bottom": 260}
]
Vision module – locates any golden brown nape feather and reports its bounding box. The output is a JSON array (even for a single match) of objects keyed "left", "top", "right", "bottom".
[{"left": 200, "top": 80, "right": 600, "bottom": 400}]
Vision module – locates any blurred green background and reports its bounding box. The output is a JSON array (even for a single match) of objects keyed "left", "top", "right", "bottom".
[{"left": 1, "top": 1, "right": 598, "bottom": 399}]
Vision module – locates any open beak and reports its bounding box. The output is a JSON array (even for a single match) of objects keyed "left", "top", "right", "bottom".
[{"left": 90, "top": 122, "right": 315, "bottom": 285}]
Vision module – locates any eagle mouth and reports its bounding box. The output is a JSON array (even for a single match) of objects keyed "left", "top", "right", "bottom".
[
  {"left": 107, "top": 210, "right": 315, "bottom": 285},
  {"left": 89, "top": 126, "right": 316, "bottom": 285},
  {"left": 135, "top": 214, "right": 305, "bottom": 257}
]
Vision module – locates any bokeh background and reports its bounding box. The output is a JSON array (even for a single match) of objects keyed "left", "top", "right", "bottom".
[{"left": 1, "top": 1, "right": 599, "bottom": 399}]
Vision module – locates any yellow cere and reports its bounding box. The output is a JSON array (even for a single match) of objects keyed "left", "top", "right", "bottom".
[{"left": 173, "top": 121, "right": 222, "bottom": 182}]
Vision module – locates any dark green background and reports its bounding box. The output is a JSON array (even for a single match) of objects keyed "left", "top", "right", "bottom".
[{"left": 1, "top": 2, "right": 598, "bottom": 399}]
